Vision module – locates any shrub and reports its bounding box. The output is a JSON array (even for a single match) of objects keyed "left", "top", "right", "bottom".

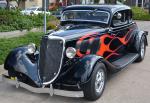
[
  {"left": 132, "top": 7, "right": 150, "bottom": 21},
  {"left": 47, "top": 16, "right": 59, "bottom": 30},
  {"left": 47, "top": 22, "right": 57, "bottom": 30},
  {"left": 0, "top": 9, "right": 59, "bottom": 32},
  {"left": 0, "top": 25, "right": 16, "bottom": 32},
  {"left": 0, "top": 32, "right": 43, "bottom": 65}
]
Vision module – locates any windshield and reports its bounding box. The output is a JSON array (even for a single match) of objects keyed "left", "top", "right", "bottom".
[
  {"left": 61, "top": 10, "right": 110, "bottom": 24},
  {"left": 26, "top": 7, "right": 37, "bottom": 11}
]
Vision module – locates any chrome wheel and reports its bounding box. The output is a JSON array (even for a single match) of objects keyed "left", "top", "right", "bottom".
[
  {"left": 95, "top": 69, "right": 105, "bottom": 93},
  {"left": 83, "top": 63, "right": 106, "bottom": 100},
  {"left": 140, "top": 40, "right": 145, "bottom": 59}
]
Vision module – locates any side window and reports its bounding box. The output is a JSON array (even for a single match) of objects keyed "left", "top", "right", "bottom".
[
  {"left": 112, "top": 10, "right": 129, "bottom": 27},
  {"left": 128, "top": 10, "right": 133, "bottom": 23}
]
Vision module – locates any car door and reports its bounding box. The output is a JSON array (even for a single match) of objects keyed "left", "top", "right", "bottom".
[
  {"left": 104, "top": 10, "right": 134, "bottom": 61},
  {"left": 37, "top": 7, "right": 43, "bottom": 14},
  {"left": 97, "top": 10, "right": 133, "bottom": 61}
]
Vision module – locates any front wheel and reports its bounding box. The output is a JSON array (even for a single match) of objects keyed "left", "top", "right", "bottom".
[
  {"left": 135, "top": 36, "right": 146, "bottom": 62},
  {"left": 82, "top": 63, "right": 107, "bottom": 101}
]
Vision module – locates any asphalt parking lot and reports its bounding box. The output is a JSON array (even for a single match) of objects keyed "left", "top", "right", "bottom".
[{"left": 0, "top": 21, "right": 150, "bottom": 103}]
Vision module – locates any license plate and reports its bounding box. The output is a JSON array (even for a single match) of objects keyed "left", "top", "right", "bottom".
[{"left": 10, "top": 77, "right": 17, "bottom": 80}]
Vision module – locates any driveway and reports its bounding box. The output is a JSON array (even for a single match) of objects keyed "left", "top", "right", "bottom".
[{"left": 0, "top": 21, "right": 150, "bottom": 103}]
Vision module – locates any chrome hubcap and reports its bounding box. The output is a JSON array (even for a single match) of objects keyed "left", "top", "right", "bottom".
[
  {"left": 95, "top": 69, "right": 105, "bottom": 93},
  {"left": 141, "top": 41, "right": 145, "bottom": 58}
]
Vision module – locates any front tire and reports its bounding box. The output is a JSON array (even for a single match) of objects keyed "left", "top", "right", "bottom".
[
  {"left": 82, "top": 63, "right": 107, "bottom": 101},
  {"left": 135, "top": 36, "right": 146, "bottom": 62}
]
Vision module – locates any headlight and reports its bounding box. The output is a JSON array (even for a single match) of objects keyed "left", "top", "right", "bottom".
[
  {"left": 66, "top": 47, "right": 76, "bottom": 59},
  {"left": 27, "top": 43, "right": 36, "bottom": 54}
]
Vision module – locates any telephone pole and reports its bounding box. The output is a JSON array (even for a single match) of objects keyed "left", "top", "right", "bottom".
[
  {"left": 43, "top": 0, "right": 49, "bottom": 34},
  {"left": 44, "top": 0, "right": 46, "bottom": 34}
]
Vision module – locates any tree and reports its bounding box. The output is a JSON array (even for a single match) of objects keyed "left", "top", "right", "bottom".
[
  {"left": 6, "top": 0, "right": 10, "bottom": 9},
  {"left": 15, "top": 0, "right": 26, "bottom": 8},
  {"left": 6, "top": 0, "right": 26, "bottom": 9},
  {"left": 105, "top": 0, "right": 117, "bottom": 4},
  {"left": 94, "top": 0, "right": 100, "bottom": 4}
]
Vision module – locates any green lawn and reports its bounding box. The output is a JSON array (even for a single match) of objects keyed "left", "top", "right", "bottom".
[{"left": 0, "top": 32, "right": 44, "bottom": 65}]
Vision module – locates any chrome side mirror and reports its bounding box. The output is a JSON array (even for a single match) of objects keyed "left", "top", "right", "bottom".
[{"left": 116, "top": 13, "right": 122, "bottom": 19}]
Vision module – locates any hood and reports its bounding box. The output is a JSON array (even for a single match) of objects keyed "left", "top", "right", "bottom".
[{"left": 49, "top": 28, "right": 106, "bottom": 41}]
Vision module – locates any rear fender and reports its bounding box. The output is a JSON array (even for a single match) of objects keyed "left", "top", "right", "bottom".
[
  {"left": 4, "top": 47, "right": 41, "bottom": 86},
  {"left": 73, "top": 55, "right": 103, "bottom": 84},
  {"left": 135, "top": 31, "right": 148, "bottom": 51}
]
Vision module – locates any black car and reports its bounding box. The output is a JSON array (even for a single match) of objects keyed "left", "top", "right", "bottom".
[{"left": 2, "top": 5, "right": 148, "bottom": 101}]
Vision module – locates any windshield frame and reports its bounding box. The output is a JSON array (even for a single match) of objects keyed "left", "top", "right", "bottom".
[{"left": 61, "top": 10, "right": 110, "bottom": 24}]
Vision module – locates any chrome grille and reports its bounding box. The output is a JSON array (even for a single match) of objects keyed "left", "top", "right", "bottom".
[{"left": 39, "top": 36, "right": 65, "bottom": 85}]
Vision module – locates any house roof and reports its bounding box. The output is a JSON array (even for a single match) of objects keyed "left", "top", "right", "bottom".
[{"left": 63, "top": 5, "right": 131, "bottom": 13}]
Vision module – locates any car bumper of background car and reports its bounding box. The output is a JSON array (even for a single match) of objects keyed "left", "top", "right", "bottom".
[{"left": 1, "top": 74, "right": 84, "bottom": 98}]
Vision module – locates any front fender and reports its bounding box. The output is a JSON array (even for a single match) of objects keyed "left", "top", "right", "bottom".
[
  {"left": 4, "top": 47, "right": 27, "bottom": 70},
  {"left": 4, "top": 46, "right": 40, "bottom": 85},
  {"left": 73, "top": 55, "right": 103, "bottom": 84}
]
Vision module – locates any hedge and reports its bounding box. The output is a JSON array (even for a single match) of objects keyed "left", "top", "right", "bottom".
[
  {"left": 132, "top": 7, "right": 150, "bottom": 21},
  {"left": 0, "top": 9, "right": 58, "bottom": 32}
]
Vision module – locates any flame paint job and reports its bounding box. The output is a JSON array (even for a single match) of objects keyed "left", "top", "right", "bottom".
[{"left": 76, "top": 29, "right": 133, "bottom": 60}]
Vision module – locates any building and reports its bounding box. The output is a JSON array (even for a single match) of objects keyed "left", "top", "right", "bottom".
[
  {"left": 18, "top": 0, "right": 105, "bottom": 10},
  {"left": 49, "top": 0, "right": 105, "bottom": 10},
  {"left": 81, "top": 0, "right": 105, "bottom": 4},
  {"left": 25, "top": 0, "right": 42, "bottom": 8},
  {"left": 50, "top": 0, "right": 105, "bottom": 6},
  {"left": 126, "top": 0, "right": 150, "bottom": 8},
  {"left": 13, "top": 0, "right": 42, "bottom": 9}
]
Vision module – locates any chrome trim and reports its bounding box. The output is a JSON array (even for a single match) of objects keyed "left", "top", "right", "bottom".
[
  {"left": 1, "top": 75, "right": 84, "bottom": 98},
  {"left": 42, "top": 36, "right": 66, "bottom": 85},
  {"left": 95, "top": 69, "right": 105, "bottom": 93},
  {"left": 61, "top": 10, "right": 110, "bottom": 24}
]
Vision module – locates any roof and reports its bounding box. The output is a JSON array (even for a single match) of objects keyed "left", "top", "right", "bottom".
[{"left": 63, "top": 5, "right": 131, "bottom": 13}]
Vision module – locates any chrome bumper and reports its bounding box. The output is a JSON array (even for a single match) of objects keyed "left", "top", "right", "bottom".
[{"left": 1, "top": 74, "right": 84, "bottom": 98}]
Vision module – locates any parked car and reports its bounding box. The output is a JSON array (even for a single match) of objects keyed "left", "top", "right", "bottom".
[
  {"left": 51, "top": 6, "right": 65, "bottom": 19},
  {"left": 0, "top": 0, "right": 6, "bottom": 9},
  {"left": 21, "top": 6, "right": 51, "bottom": 15},
  {"left": 0, "top": 0, "right": 16, "bottom": 9},
  {"left": 2, "top": 5, "right": 148, "bottom": 101},
  {"left": 0, "top": 2, "right": 6, "bottom": 9},
  {"left": 144, "top": 2, "right": 150, "bottom": 9}
]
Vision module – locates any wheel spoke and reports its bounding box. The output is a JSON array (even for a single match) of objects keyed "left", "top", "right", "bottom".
[
  {"left": 95, "top": 70, "right": 105, "bottom": 93},
  {"left": 140, "top": 40, "right": 145, "bottom": 58}
]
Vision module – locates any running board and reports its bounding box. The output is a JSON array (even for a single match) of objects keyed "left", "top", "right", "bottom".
[
  {"left": 112, "top": 53, "right": 139, "bottom": 69},
  {"left": 103, "top": 53, "right": 139, "bottom": 72}
]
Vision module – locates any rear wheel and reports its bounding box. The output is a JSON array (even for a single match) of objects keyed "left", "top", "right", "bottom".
[
  {"left": 82, "top": 63, "right": 107, "bottom": 101},
  {"left": 135, "top": 36, "right": 146, "bottom": 62}
]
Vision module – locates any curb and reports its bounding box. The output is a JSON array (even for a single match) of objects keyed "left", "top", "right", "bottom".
[
  {"left": 0, "top": 28, "right": 42, "bottom": 38},
  {"left": 0, "top": 65, "right": 6, "bottom": 75}
]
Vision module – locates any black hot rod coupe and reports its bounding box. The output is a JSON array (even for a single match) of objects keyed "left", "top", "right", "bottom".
[{"left": 2, "top": 5, "right": 148, "bottom": 101}]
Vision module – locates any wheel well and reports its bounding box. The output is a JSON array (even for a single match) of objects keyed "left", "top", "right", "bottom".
[
  {"left": 127, "top": 31, "right": 147, "bottom": 53},
  {"left": 90, "top": 60, "right": 107, "bottom": 80}
]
